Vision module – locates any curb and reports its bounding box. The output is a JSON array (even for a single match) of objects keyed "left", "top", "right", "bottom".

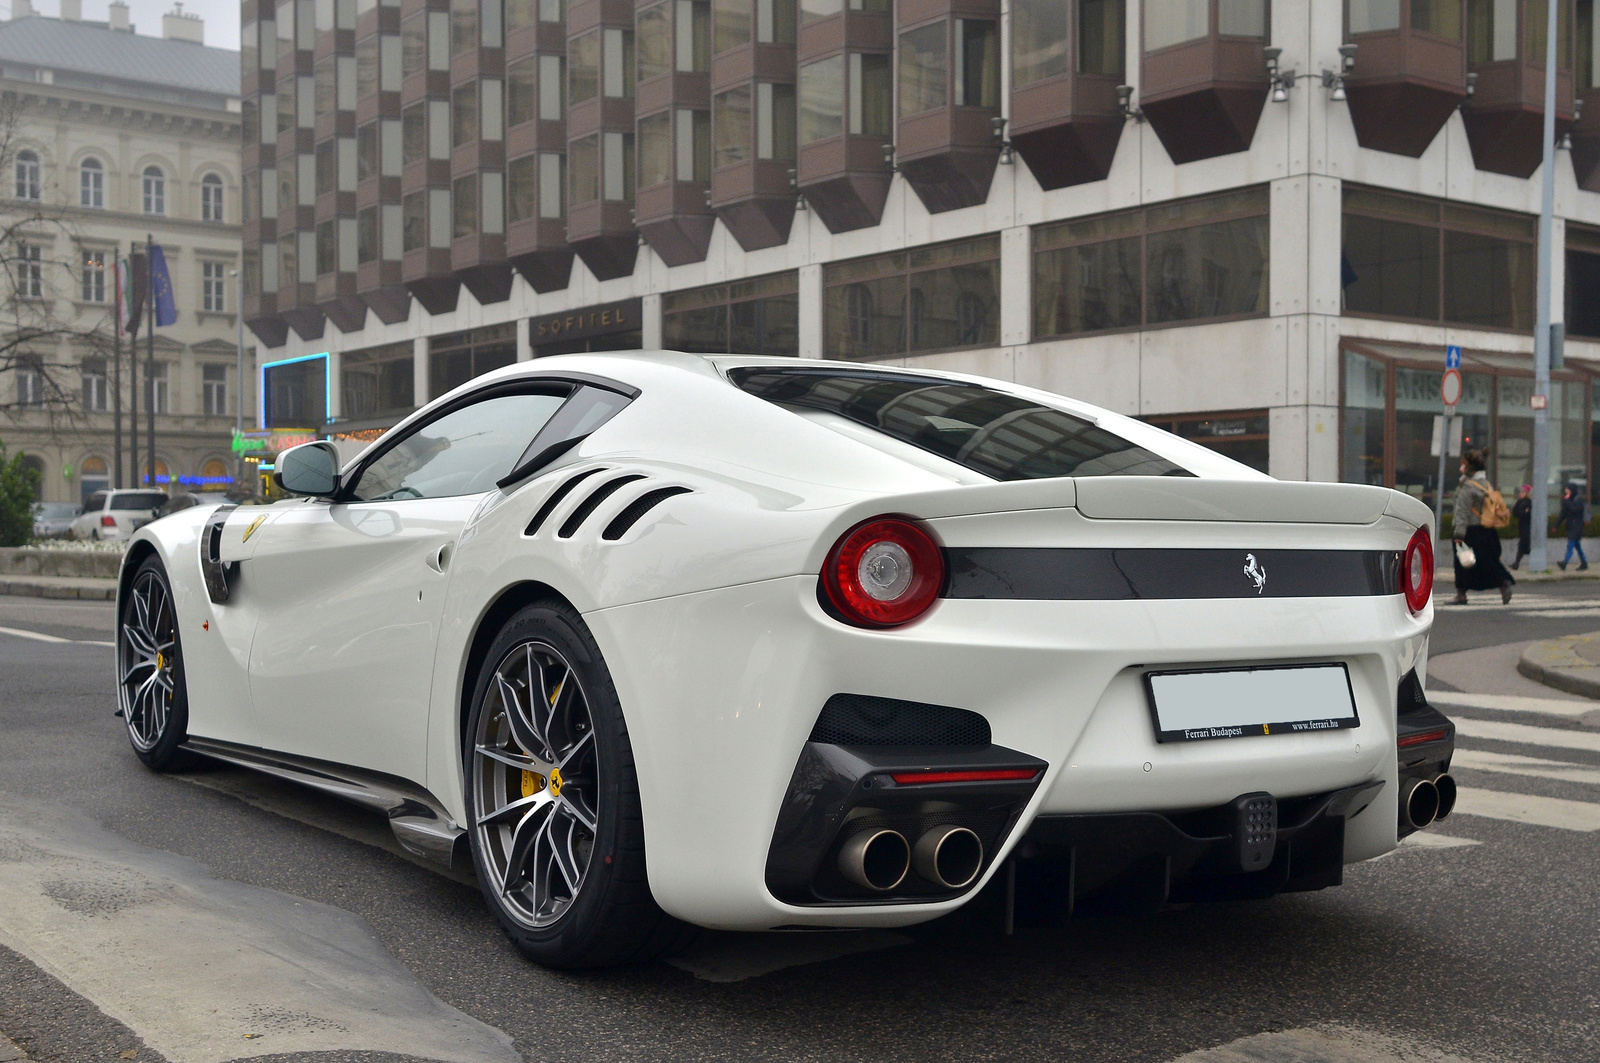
[
  {"left": 1518, "top": 632, "right": 1600, "bottom": 699},
  {"left": 0, "top": 577, "right": 117, "bottom": 601}
]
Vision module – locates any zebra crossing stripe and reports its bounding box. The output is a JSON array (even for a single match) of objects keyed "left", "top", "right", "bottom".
[
  {"left": 1453, "top": 717, "right": 1600, "bottom": 754},
  {"left": 1452, "top": 749, "right": 1600, "bottom": 787},
  {"left": 1428, "top": 692, "right": 1594, "bottom": 718},
  {"left": 1453, "top": 787, "right": 1600, "bottom": 831}
]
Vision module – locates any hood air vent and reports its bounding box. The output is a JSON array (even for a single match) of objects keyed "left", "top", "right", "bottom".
[
  {"left": 558, "top": 475, "right": 648, "bottom": 538},
  {"left": 602, "top": 486, "right": 691, "bottom": 541}
]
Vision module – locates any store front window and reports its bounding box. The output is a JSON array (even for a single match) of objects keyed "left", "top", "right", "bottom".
[
  {"left": 1394, "top": 366, "right": 1492, "bottom": 511},
  {"left": 429, "top": 324, "right": 517, "bottom": 398},
  {"left": 662, "top": 271, "right": 799, "bottom": 354},
  {"left": 530, "top": 298, "right": 643, "bottom": 357},
  {"left": 824, "top": 235, "right": 1000, "bottom": 360},
  {"left": 341, "top": 340, "right": 416, "bottom": 422},
  {"left": 1142, "top": 410, "right": 1269, "bottom": 472},
  {"left": 263, "top": 353, "right": 329, "bottom": 429}
]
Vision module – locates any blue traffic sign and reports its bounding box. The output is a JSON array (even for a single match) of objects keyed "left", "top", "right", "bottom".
[{"left": 1445, "top": 344, "right": 1461, "bottom": 370}]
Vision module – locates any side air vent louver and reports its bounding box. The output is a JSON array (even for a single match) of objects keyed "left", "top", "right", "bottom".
[
  {"left": 558, "top": 474, "right": 648, "bottom": 538},
  {"left": 809, "top": 694, "right": 992, "bottom": 747},
  {"left": 601, "top": 486, "right": 692, "bottom": 541},
  {"left": 525, "top": 468, "right": 605, "bottom": 536}
]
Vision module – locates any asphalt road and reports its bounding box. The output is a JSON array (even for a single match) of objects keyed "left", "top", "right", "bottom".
[{"left": 0, "top": 588, "right": 1597, "bottom": 1063}]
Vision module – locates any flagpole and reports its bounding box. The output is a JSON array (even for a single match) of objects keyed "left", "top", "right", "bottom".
[
  {"left": 146, "top": 234, "right": 156, "bottom": 492},
  {"left": 129, "top": 252, "right": 140, "bottom": 490},
  {"left": 112, "top": 250, "right": 122, "bottom": 490}
]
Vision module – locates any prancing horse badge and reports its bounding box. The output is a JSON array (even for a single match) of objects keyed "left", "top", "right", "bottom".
[{"left": 1244, "top": 553, "right": 1266, "bottom": 594}]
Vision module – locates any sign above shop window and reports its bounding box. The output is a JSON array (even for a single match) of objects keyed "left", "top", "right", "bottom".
[{"left": 529, "top": 298, "right": 642, "bottom": 344}]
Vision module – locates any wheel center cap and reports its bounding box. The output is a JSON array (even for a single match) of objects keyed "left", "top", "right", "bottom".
[{"left": 548, "top": 767, "right": 563, "bottom": 798}]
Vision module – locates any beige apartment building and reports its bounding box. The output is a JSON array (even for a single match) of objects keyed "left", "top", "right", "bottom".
[{"left": 1, "top": 1, "right": 243, "bottom": 505}]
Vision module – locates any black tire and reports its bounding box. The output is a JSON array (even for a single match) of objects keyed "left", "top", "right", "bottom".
[
  {"left": 117, "top": 554, "right": 190, "bottom": 771},
  {"left": 464, "top": 599, "right": 693, "bottom": 968}
]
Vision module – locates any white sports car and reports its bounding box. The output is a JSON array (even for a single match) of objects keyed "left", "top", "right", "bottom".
[{"left": 116, "top": 352, "right": 1457, "bottom": 968}]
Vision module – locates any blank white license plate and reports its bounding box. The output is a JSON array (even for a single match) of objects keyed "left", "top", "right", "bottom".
[{"left": 1143, "top": 664, "right": 1359, "bottom": 743}]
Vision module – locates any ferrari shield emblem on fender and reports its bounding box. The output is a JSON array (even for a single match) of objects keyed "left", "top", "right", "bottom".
[
  {"left": 1244, "top": 553, "right": 1266, "bottom": 594},
  {"left": 241, "top": 515, "right": 268, "bottom": 543}
]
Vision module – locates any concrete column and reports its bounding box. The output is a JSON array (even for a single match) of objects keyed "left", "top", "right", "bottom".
[
  {"left": 641, "top": 292, "right": 662, "bottom": 349},
  {"left": 798, "top": 263, "right": 823, "bottom": 358},
  {"left": 412, "top": 336, "right": 428, "bottom": 406},
  {"left": 516, "top": 315, "right": 532, "bottom": 361},
  {"left": 1000, "top": 225, "right": 1030, "bottom": 349},
  {"left": 326, "top": 350, "right": 341, "bottom": 419}
]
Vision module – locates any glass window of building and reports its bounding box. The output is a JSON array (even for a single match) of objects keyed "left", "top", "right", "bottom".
[
  {"left": 507, "top": 0, "right": 534, "bottom": 30},
  {"left": 202, "top": 261, "right": 227, "bottom": 311},
  {"left": 508, "top": 153, "right": 537, "bottom": 221},
  {"left": 203, "top": 365, "right": 229, "bottom": 416},
  {"left": 1032, "top": 187, "right": 1269, "bottom": 339},
  {"left": 201, "top": 173, "right": 225, "bottom": 221},
  {"left": 452, "top": 173, "right": 478, "bottom": 236},
  {"left": 264, "top": 354, "right": 328, "bottom": 428},
  {"left": 1013, "top": 0, "right": 1071, "bottom": 85},
  {"left": 429, "top": 322, "right": 517, "bottom": 397},
  {"left": 757, "top": 82, "right": 796, "bottom": 159},
  {"left": 714, "top": 85, "right": 752, "bottom": 165},
  {"left": 508, "top": 56, "right": 536, "bottom": 126},
  {"left": 540, "top": 54, "right": 565, "bottom": 119},
  {"left": 639, "top": 110, "right": 672, "bottom": 186},
  {"left": 603, "top": 131, "right": 634, "bottom": 199},
  {"left": 403, "top": 103, "right": 426, "bottom": 163},
  {"left": 540, "top": 152, "right": 565, "bottom": 216},
  {"left": 317, "top": 219, "right": 338, "bottom": 274},
  {"left": 1218, "top": 0, "right": 1267, "bottom": 36},
  {"left": 142, "top": 166, "right": 165, "bottom": 214},
  {"left": 402, "top": 10, "right": 426, "bottom": 76},
  {"left": 358, "top": 205, "right": 379, "bottom": 261},
  {"left": 1342, "top": 186, "right": 1535, "bottom": 331},
  {"left": 679, "top": 0, "right": 712, "bottom": 67},
  {"left": 677, "top": 108, "right": 711, "bottom": 180},
  {"left": 81, "top": 249, "right": 107, "bottom": 303},
  {"left": 899, "top": 22, "right": 947, "bottom": 115},
  {"left": 17, "top": 243, "right": 41, "bottom": 298},
  {"left": 824, "top": 235, "right": 1000, "bottom": 360},
  {"left": 955, "top": 20, "right": 999, "bottom": 107},
  {"left": 714, "top": 0, "right": 750, "bottom": 52},
  {"left": 403, "top": 189, "right": 427, "bottom": 250},
  {"left": 799, "top": 55, "right": 843, "bottom": 144},
  {"left": 570, "top": 30, "right": 601, "bottom": 102},
  {"left": 82, "top": 358, "right": 108, "bottom": 412},
  {"left": 341, "top": 340, "right": 416, "bottom": 420},
  {"left": 639, "top": 3, "right": 671, "bottom": 81},
  {"left": 603, "top": 27, "right": 635, "bottom": 97},
  {"left": 1143, "top": 410, "right": 1270, "bottom": 473},
  {"left": 451, "top": 0, "right": 478, "bottom": 54},
  {"left": 1568, "top": 224, "right": 1600, "bottom": 337},
  {"left": 1145, "top": 0, "right": 1206, "bottom": 50},
  {"left": 662, "top": 271, "right": 799, "bottom": 354},
  {"left": 1467, "top": 0, "right": 1519, "bottom": 62},
  {"left": 849, "top": 53, "right": 891, "bottom": 135},
  {"left": 14, "top": 150, "right": 39, "bottom": 201},
  {"left": 358, "top": 122, "right": 379, "bottom": 180},
  {"left": 452, "top": 83, "right": 478, "bottom": 147},
  {"left": 570, "top": 133, "right": 600, "bottom": 203},
  {"left": 1080, "top": 0, "right": 1124, "bottom": 74}
]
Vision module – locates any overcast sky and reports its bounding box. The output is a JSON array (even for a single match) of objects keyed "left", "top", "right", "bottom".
[{"left": 2, "top": 0, "right": 240, "bottom": 50}]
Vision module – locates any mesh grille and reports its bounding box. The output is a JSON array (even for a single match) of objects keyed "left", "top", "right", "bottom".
[
  {"left": 558, "top": 474, "right": 646, "bottom": 538},
  {"left": 602, "top": 486, "right": 691, "bottom": 541},
  {"left": 525, "top": 468, "right": 604, "bottom": 536},
  {"left": 809, "top": 694, "right": 991, "bottom": 747}
]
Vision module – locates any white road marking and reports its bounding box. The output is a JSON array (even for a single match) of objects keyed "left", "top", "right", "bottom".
[
  {"left": 1454, "top": 716, "right": 1600, "bottom": 754},
  {"left": 1453, "top": 787, "right": 1600, "bottom": 831},
  {"left": 0, "top": 794, "right": 520, "bottom": 1063},
  {"left": 1453, "top": 749, "right": 1600, "bottom": 787},
  {"left": 1428, "top": 692, "right": 1595, "bottom": 718},
  {"left": 0, "top": 625, "right": 112, "bottom": 647},
  {"left": 1509, "top": 608, "right": 1600, "bottom": 618},
  {"left": 1164, "top": 1024, "right": 1488, "bottom": 1062},
  {"left": 666, "top": 930, "right": 912, "bottom": 983}
]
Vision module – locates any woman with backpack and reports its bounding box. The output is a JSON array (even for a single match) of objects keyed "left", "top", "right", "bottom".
[
  {"left": 1557, "top": 483, "right": 1590, "bottom": 571},
  {"left": 1451, "top": 449, "right": 1515, "bottom": 605}
]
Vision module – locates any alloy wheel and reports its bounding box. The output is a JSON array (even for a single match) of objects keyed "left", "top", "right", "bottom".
[
  {"left": 118, "top": 568, "right": 178, "bottom": 752},
  {"left": 471, "top": 640, "right": 599, "bottom": 929}
]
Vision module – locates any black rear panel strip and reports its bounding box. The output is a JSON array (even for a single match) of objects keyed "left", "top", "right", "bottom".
[{"left": 943, "top": 547, "right": 1400, "bottom": 600}]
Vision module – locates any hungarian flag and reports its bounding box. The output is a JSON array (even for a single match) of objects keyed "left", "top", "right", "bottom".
[{"left": 122, "top": 253, "right": 147, "bottom": 336}]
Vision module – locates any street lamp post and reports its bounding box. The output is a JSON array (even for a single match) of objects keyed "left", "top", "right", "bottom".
[
  {"left": 232, "top": 268, "right": 244, "bottom": 489},
  {"left": 1530, "top": 0, "right": 1560, "bottom": 572}
]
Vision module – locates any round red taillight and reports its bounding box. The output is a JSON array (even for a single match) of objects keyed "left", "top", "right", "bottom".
[
  {"left": 821, "top": 517, "right": 945, "bottom": 628},
  {"left": 1401, "top": 527, "right": 1434, "bottom": 615}
]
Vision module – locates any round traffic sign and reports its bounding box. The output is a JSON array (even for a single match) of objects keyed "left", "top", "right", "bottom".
[{"left": 1441, "top": 368, "right": 1462, "bottom": 407}]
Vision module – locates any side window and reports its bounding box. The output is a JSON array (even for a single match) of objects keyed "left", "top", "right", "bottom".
[
  {"left": 84, "top": 492, "right": 108, "bottom": 512},
  {"left": 350, "top": 390, "right": 569, "bottom": 500}
]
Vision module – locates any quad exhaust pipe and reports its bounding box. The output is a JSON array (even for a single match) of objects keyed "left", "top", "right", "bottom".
[
  {"left": 1401, "top": 774, "right": 1456, "bottom": 830},
  {"left": 838, "top": 825, "right": 986, "bottom": 892}
]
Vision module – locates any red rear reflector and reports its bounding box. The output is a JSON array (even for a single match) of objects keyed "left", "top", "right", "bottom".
[
  {"left": 1398, "top": 729, "right": 1449, "bottom": 748},
  {"left": 889, "top": 768, "right": 1039, "bottom": 786}
]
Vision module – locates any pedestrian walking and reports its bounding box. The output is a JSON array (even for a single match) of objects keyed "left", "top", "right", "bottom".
[
  {"left": 1556, "top": 483, "right": 1590, "bottom": 571},
  {"left": 1451, "top": 449, "right": 1515, "bottom": 605},
  {"left": 1510, "top": 485, "right": 1533, "bottom": 570}
]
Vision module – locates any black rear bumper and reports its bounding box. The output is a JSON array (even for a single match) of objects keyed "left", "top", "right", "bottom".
[{"left": 1010, "top": 780, "right": 1384, "bottom": 926}]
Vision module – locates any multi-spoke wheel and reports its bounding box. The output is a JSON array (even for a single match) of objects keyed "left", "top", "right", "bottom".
[
  {"left": 117, "top": 556, "right": 189, "bottom": 770},
  {"left": 464, "top": 599, "right": 690, "bottom": 968}
]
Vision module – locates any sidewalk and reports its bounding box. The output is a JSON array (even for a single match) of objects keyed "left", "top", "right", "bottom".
[
  {"left": 0, "top": 576, "right": 117, "bottom": 601},
  {"left": 1519, "top": 631, "right": 1600, "bottom": 700}
]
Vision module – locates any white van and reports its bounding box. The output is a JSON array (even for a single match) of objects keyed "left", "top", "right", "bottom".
[{"left": 70, "top": 490, "right": 169, "bottom": 541}]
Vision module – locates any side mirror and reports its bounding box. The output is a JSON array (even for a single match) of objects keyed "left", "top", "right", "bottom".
[{"left": 275, "top": 440, "right": 341, "bottom": 498}]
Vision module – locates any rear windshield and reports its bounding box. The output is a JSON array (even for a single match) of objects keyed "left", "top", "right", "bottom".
[
  {"left": 112, "top": 492, "right": 169, "bottom": 510},
  {"left": 728, "top": 368, "right": 1189, "bottom": 481}
]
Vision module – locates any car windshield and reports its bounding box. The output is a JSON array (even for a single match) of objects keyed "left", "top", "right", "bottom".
[
  {"left": 36, "top": 503, "right": 78, "bottom": 518},
  {"left": 728, "top": 368, "right": 1190, "bottom": 481},
  {"left": 112, "top": 492, "right": 170, "bottom": 510}
]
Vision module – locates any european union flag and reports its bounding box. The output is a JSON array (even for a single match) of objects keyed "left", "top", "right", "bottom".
[{"left": 148, "top": 244, "right": 178, "bottom": 328}]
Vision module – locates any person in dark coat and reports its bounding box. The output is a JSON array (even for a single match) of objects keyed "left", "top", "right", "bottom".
[
  {"left": 1557, "top": 483, "right": 1590, "bottom": 571},
  {"left": 1510, "top": 485, "right": 1533, "bottom": 570},
  {"left": 1451, "top": 449, "right": 1514, "bottom": 604}
]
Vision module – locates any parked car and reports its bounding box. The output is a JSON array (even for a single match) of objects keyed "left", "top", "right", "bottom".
[
  {"left": 31, "top": 501, "right": 81, "bottom": 539},
  {"left": 71, "top": 490, "right": 169, "bottom": 540},
  {"left": 155, "top": 492, "right": 234, "bottom": 519},
  {"left": 115, "top": 352, "right": 1449, "bottom": 969}
]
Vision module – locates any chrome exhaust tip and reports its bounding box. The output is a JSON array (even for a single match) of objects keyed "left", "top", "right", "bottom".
[
  {"left": 838, "top": 829, "right": 910, "bottom": 892},
  {"left": 1401, "top": 777, "right": 1440, "bottom": 830},
  {"left": 1432, "top": 772, "right": 1457, "bottom": 821},
  {"left": 912, "top": 825, "right": 984, "bottom": 889}
]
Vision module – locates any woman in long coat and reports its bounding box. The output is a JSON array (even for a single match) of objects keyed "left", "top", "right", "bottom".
[{"left": 1452, "top": 449, "right": 1514, "bottom": 605}]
